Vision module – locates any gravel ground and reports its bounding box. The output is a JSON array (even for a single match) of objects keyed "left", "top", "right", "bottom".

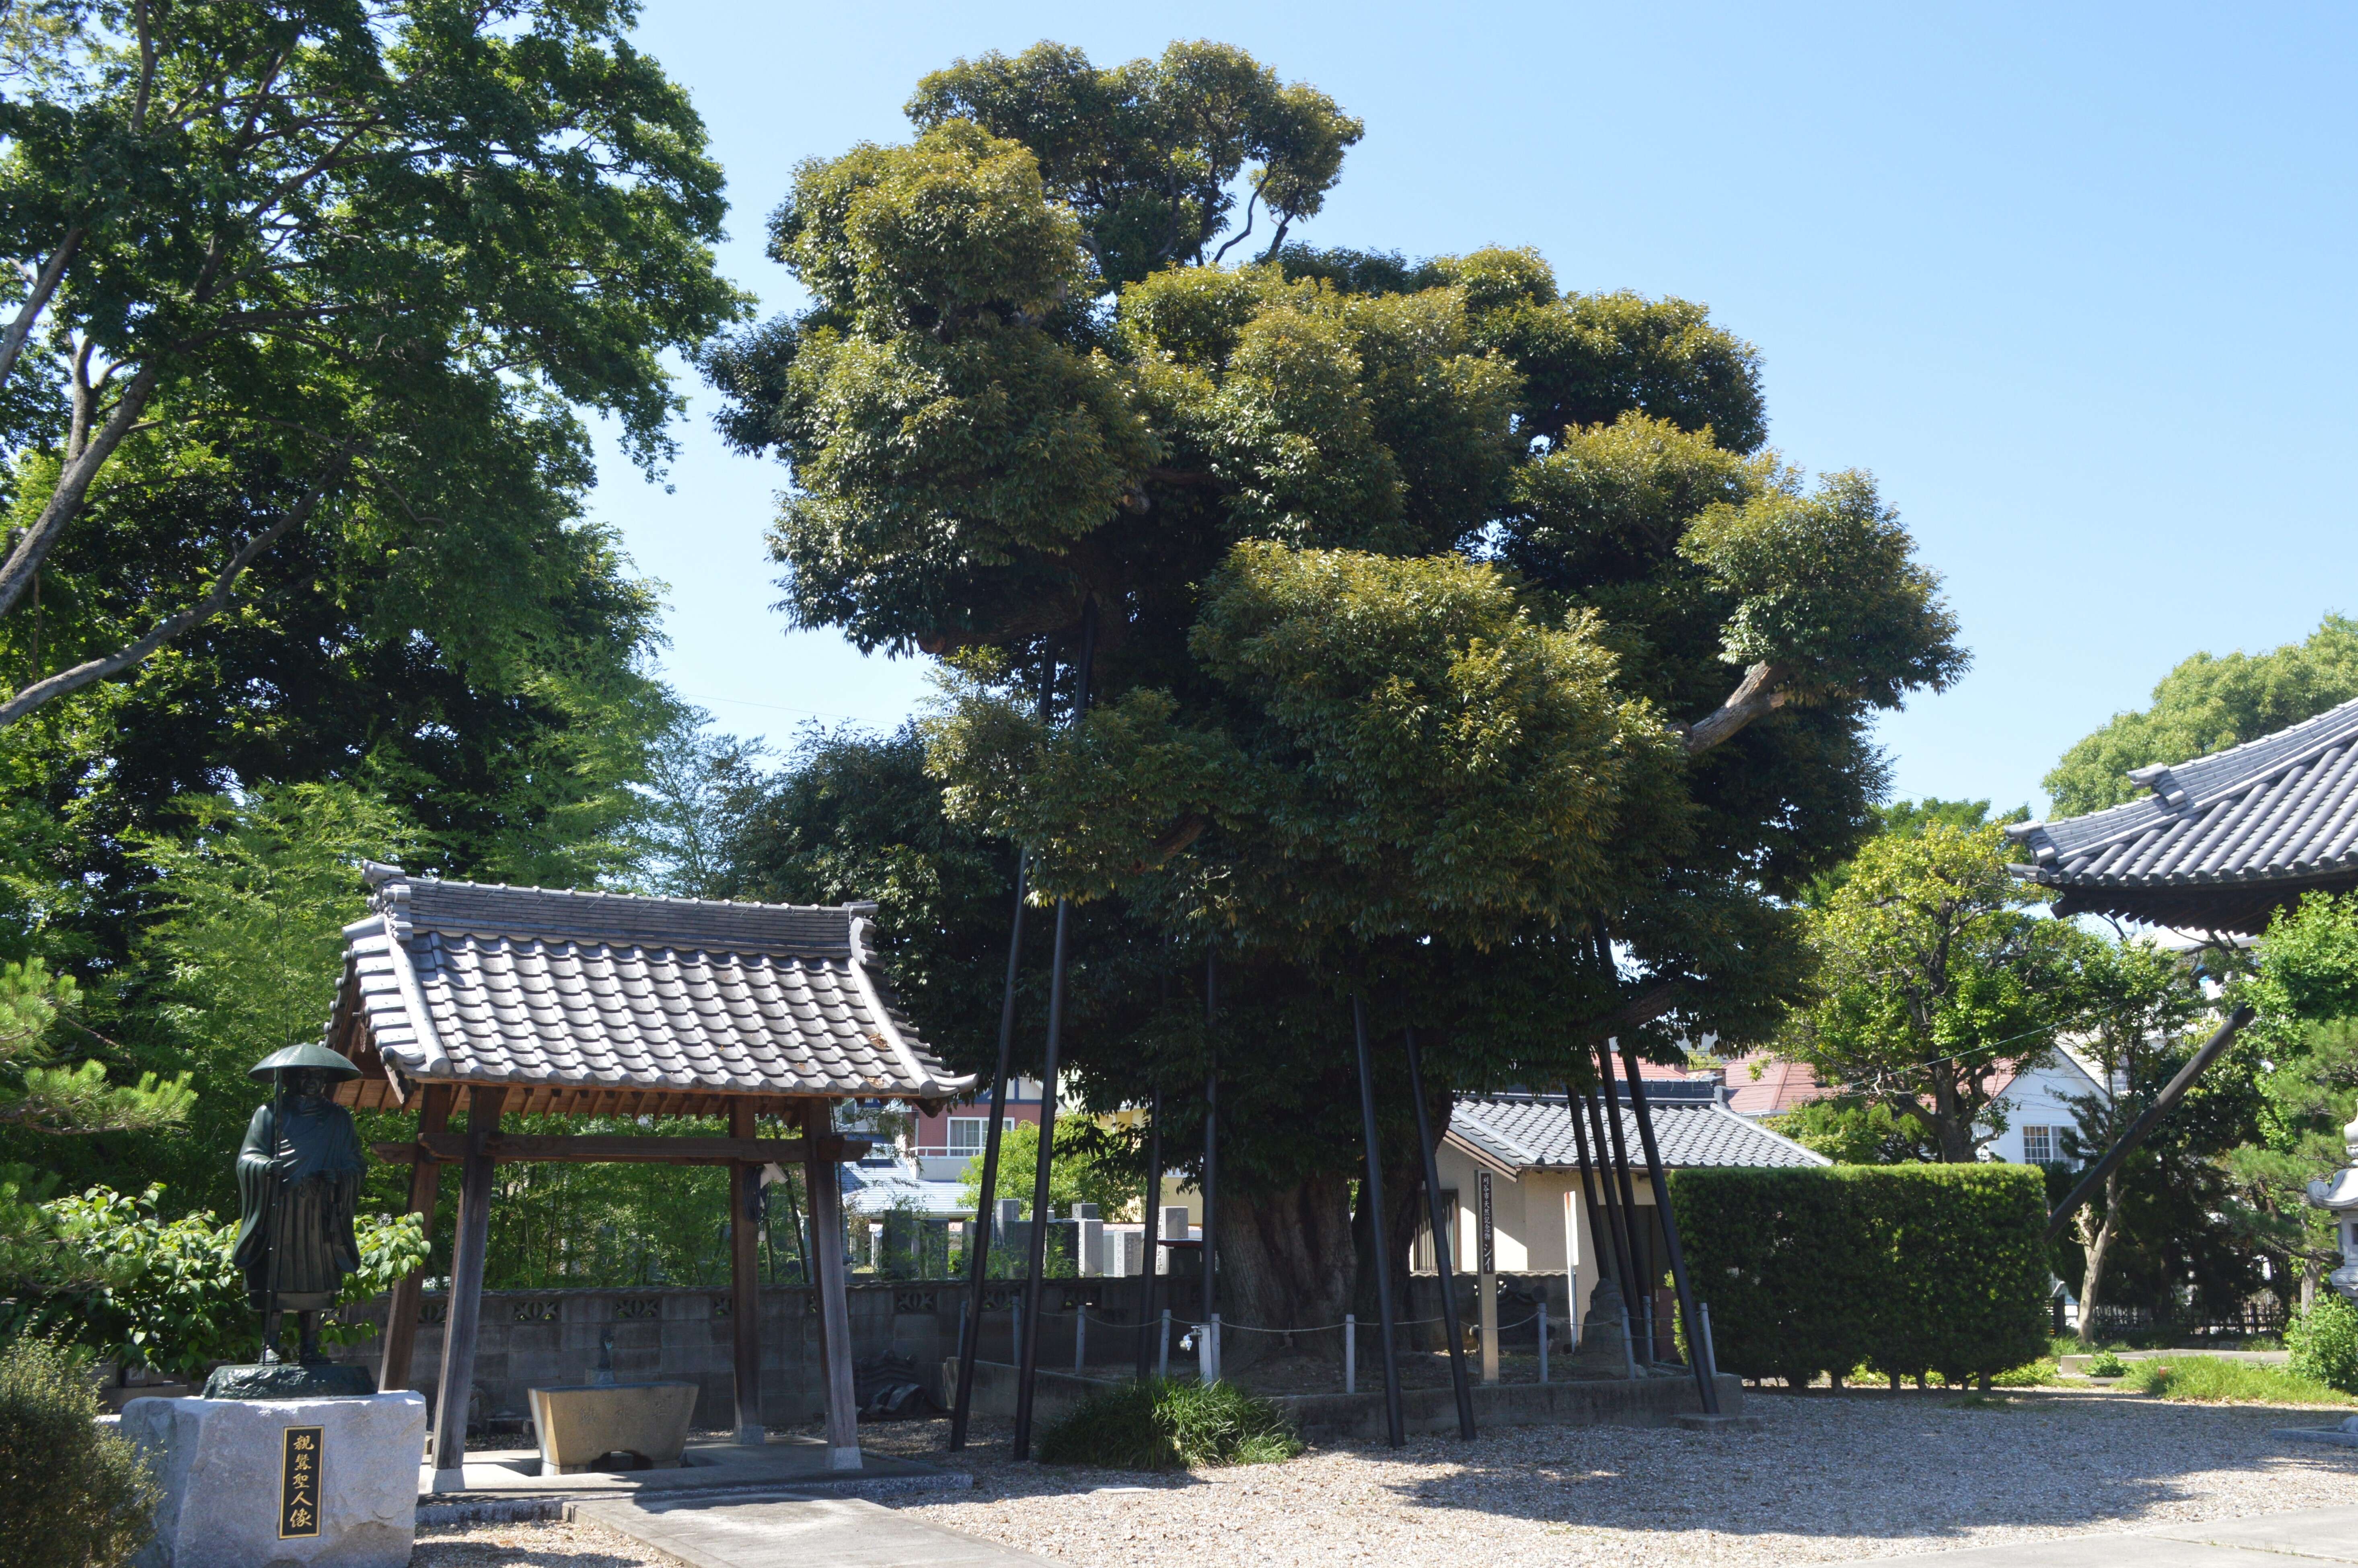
[
  {"left": 865, "top": 1389, "right": 2358, "bottom": 1568},
  {"left": 412, "top": 1519, "right": 671, "bottom": 1566}
]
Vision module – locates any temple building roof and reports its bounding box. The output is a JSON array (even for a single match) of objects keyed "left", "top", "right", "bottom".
[
  {"left": 1446, "top": 1087, "right": 1831, "bottom": 1175},
  {"left": 327, "top": 864, "right": 970, "bottom": 1116},
  {"left": 2006, "top": 695, "right": 2358, "bottom": 933}
]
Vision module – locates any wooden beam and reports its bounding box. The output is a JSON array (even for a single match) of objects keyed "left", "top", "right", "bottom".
[
  {"left": 802, "top": 1099, "right": 861, "bottom": 1471},
  {"left": 378, "top": 1085, "right": 452, "bottom": 1396},
  {"left": 430, "top": 1087, "right": 506, "bottom": 1484},
  {"left": 371, "top": 1133, "right": 870, "bottom": 1166},
  {"left": 730, "top": 1101, "right": 764, "bottom": 1446}
]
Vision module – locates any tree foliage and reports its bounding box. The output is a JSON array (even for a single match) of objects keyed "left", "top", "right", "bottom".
[
  {"left": 2046, "top": 614, "right": 2358, "bottom": 817},
  {"left": 0, "top": 0, "right": 747, "bottom": 726},
  {"left": 1783, "top": 824, "right": 2079, "bottom": 1163},
  {"left": 705, "top": 39, "right": 1965, "bottom": 1332}
]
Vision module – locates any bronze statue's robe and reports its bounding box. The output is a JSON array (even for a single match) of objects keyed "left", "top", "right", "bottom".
[{"left": 232, "top": 1096, "right": 366, "bottom": 1309}]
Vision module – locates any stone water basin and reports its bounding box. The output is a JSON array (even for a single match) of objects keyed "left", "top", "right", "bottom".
[{"left": 527, "top": 1381, "right": 699, "bottom": 1473}]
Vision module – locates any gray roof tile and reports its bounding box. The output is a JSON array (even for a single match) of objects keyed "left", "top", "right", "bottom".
[
  {"left": 1448, "top": 1093, "right": 1830, "bottom": 1171},
  {"left": 335, "top": 867, "right": 968, "bottom": 1106},
  {"left": 2007, "top": 695, "right": 2358, "bottom": 931}
]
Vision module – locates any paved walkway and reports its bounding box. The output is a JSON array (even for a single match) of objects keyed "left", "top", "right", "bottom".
[
  {"left": 1892, "top": 1505, "right": 2358, "bottom": 1566},
  {"left": 572, "top": 1492, "right": 1060, "bottom": 1568}
]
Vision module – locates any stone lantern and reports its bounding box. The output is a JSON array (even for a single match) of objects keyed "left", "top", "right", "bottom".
[{"left": 2304, "top": 1115, "right": 2358, "bottom": 1305}]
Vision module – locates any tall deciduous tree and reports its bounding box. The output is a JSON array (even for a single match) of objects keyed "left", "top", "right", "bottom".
[
  {"left": 0, "top": 0, "right": 747, "bottom": 727},
  {"left": 705, "top": 41, "right": 1965, "bottom": 1335},
  {"left": 1783, "top": 824, "right": 2077, "bottom": 1164}
]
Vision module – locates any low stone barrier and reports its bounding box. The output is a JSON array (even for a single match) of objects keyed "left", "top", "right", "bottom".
[{"left": 948, "top": 1358, "right": 1744, "bottom": 1442}]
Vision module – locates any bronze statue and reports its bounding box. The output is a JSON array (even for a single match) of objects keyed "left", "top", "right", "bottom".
[{"left": 232, "top": 1042, "right": 367, "bottom": 1365}]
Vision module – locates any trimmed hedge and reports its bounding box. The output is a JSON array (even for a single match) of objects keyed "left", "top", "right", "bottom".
[{"left": 1668, "top": 1164, "right": 2049, "bottom": 1386}]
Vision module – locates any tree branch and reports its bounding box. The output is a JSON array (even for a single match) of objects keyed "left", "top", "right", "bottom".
[
  {"left": 1574, "top": 980, "right": 1686, "bottom": 1044},
  {"left": 0, "top": 229, "right": 80, "bottom": 392},
  {"left": 1676, "top": 660, "right": 1792, "bottom": 755},
  {"left": 0, "top": 458, "right": 347, "bottom": 727},
  {"left": 0, "top": 359, "right": 163, "bottom": 618}
]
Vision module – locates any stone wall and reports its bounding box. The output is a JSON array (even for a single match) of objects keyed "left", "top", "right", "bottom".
[{"left": 335, "top": 1279, "right": 1151, "bottom": 1432}]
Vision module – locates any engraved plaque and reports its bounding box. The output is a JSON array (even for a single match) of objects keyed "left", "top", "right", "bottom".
[{"left": 279, "top": 1425, "right": 323, "bottom": 1539}]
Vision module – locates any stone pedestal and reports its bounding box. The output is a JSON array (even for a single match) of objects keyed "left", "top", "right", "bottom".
[
  {"left": 1567, "top": 1279, "right": 1639, "bottom": 1379},
  {"left": 121, "top": 1392, "right": 426, "bottom": 1568}
]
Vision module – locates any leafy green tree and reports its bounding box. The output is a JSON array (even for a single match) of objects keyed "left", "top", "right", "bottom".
[
  {"left": 1767, "top": 1100, "right": 1934, "bottom": 1164},
  {"left": 0, "top": 0, "right": 746, "bottom": 728},
  {"left": 705, "top": 41, "right": 1964, "bottom": 1334},
  {"left": 1784, "top": 824, "right": 2078, "bottom": 1163},
  {"left": 2055, "top": 938, "right": 2212, "bottom": 1341},
  {"left": 958, "top": 1117, "right": 1132, "bottom": 1221},
  {"left": 2046, "top": 615, "right": 2358, "bottom": 816}
]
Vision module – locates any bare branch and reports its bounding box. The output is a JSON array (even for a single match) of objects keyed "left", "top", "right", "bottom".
[
  {"left": 0, "top": 461, "right": 348, "bottom": 727},
  {"left": 1676, "top": 660, "right": 1792, "bottom": 755},
  {"left": 0, "top": 228, "right": 79, "bottom": 391},
  {"left": 1576, "top": 980, "right": 1686, "bottom": 1043}
]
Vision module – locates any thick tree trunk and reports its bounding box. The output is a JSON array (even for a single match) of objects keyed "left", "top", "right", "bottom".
[{"left": 1218, "top": 1174, "right": 1358, "bottom": 1370}]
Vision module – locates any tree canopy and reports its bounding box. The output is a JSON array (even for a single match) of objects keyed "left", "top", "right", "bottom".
[
  {"left": 2046, "top": 614, "right": 2358, "bottom": 817},
  {"left": 0, "top": 0, "right": 747, "bottom": 727},
  {"left": 705, "top": 38, "right": 1966, "bottom": 1332}
]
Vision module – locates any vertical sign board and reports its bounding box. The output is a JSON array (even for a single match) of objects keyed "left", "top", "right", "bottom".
[
  {"left": 280, "top": 1426, "right": 323, "bottom": 1539},
  {"left": 1477, "top": 1171, "right": 1495, "bottom": 1274}
]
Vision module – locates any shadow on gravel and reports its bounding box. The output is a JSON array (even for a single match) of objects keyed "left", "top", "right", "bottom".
[{"left": 1367, "top": 1389, "right": 2358, "bottom": 1550}]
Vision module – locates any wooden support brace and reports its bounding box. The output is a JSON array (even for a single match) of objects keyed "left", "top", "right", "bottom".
[
  {"left": 430, "top": 1086, "right": 506, "bottom": 1486},
  {"left": 371, "top": 1132, "right": 868, "bottom": 1165},
  {"left": 801, "top": 1100, "right": 861, "bottom": 1471},
  {"left": 730, "top": 1101, "right": 764, "bottom": 1446},
  {"left": 378, "top": 1085, "right": 451, "bottom": 1395}
]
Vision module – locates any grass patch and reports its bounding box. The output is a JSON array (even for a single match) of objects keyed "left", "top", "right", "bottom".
[
  {"left": 1992, "top": 1357, "right": 2061, "bottom": 1388},
  {"left": 1036, "top": 1378, "right": 1304, "bottom": 1470},
  {"left": 2127, "top": 1356, "right": 2358, "bottom": 1407}
]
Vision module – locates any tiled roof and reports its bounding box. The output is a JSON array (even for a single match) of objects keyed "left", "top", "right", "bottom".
[
  {"left": 331, "top": 864, "right": 969, "bottom": 1115},
  {"left": 2006, "top": 696, "right": 2358, "bottom": 932},
  {"left": 1447, "top": 1093, "right": 1830, "bottom": 1173},
  {"left": 1720, "top": 1053, "right": 1828, "bottom": 1117}
]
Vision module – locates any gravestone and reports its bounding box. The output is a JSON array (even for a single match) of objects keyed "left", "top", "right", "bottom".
[
  {"left": 1566, "top": 1277, "right": 1639, "bottom": 1379},
  {"left": 1076, "top": 1212, "right": 1104, "bottom": 1277},
  {"left": 1157, "top": 1206, "right": 1192, "bottom": 1274}
]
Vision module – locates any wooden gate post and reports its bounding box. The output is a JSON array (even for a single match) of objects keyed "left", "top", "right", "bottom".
[
  {"left": 430, "top": 1086, "right": 504, "bottom": 1486},
  {"left": 378, "top": 1085, "right": 451, "bottom": 1394},
  {"left": 730, "top": 1099, "right": 764, "bottom": 1445},
  {"left": 800, "top": 1099, "right": 861, "bottom": 1471}
]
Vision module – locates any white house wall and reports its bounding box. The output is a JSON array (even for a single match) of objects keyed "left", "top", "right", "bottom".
[
  {"left": 1982, "top": 1052, "right": 2109, "bottom": 1166},
  {"left": 1432, "top": 1141, "right": 1656, "bottom": 1312}
]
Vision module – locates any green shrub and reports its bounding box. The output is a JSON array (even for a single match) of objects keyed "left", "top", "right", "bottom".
[
  {"left": 0, "top": 1338, "right": 160, "bottom": 1568},
  {"left": 2288, "top": 1295, "right": 2358, "bottom": 1394},
  {"left": 2087, "top": 1350, "right": 2128, "bottom": 1377},
  {"left": 2128, "top": 1354, "right": 2356, "bottom": 1406},
  {"left": 1991, "top": 1357, "right": 2059, "bottom": 1387},
  {"left": 1669, "top": 1164, "right": 2048, "bottom": 1387},
  {"left": 1036, "top": 1379, "right": 1302, "bottom": 1470},
  {"left": 6, "top": 1186, "right": 426, "bottom": 1378}
]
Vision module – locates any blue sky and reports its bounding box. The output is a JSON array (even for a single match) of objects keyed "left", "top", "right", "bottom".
[{"left": 589, "top": 1, "right": 2357, "bottom": 820}]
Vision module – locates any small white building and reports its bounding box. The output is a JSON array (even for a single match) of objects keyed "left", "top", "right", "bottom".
[
  {"left": 1980, "top": 1046, "right": 2113, "bottom": 1167},
  {"left": 1428, "top": 1083, "right": 1830, "bottom": 1324}
]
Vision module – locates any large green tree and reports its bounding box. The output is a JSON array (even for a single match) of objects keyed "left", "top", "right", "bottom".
[
  {"left": 2046, "top": 614, "right": 2358, "bottom": 816},
  {"left": 705, "top": 41, "right": 1965, "bottom": 1335},
  {"left": 0, "top": 0, "right": 746, "bottom": 727}
]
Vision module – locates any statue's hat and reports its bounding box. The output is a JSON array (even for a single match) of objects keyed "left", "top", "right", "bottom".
[{"left": 247, "top": 1041, "right": 362, "bottom": 1082}]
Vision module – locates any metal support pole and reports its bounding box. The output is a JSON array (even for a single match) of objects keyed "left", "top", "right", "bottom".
[
  {"left": 949, "top": 847, "right": 1037, "bottom": 1445},
  {"left": 1075, "top": 1306, "right": 1086, "bottom": 1371},
  {"left": 1538, "top": 1302, "right": 1550, "bottom": 1384},
  {"left": 1581, "top": 1086, "right": 1637, "bottom": 1297},
  {"left": 1201, "top": 948, "right": 1219, "bottom": 1368},
  {"left": 1135, "top": 1085, "right": 1164, "bottom": 1381},
  {"left": 2047, "top": 1005, "right": 2255, "bottom": 1241},
  {"left": 1012, "top": 602, "right": 1096, "bottom": 1461},
  {"left": 1352, "top": 995, "right": 1405, "bottom": 1447},
  {"left": 1698, "top": 1300, "right": 1721, "bottom": 1387},
  {"left": 1618, "top": 1037, "right": 1720, "bottom": 1415},
  {"left": 1595, "top": 1044, "right": 1653, "bottom": 1362},
  {"left": 1157, "top": 1309, "right": 1172, "bottom": 1379},
  {"left": 1345, "top": 1314, "right": 1357, "bottom": 1394},
  {"left": 1566, "top": 1083, "right": 1612, "bottom": 1294},
  {"left": 1403, "top": 1025, "right": 1476, "bottom": 1438}
]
